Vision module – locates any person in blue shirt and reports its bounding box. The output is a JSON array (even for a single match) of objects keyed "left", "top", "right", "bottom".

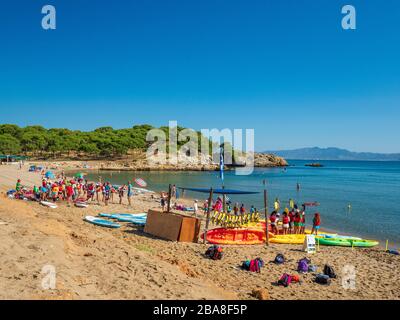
[{"left": 127, "top": 182, "right": 133, "bottom": 206}]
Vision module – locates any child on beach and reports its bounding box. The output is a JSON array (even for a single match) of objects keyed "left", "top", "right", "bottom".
[
  {"left": 282, "top": 212, "right": 289, "bottom": 235},
  {"left": 127, "top": 182, "right": 133, "bottom": 206},
  {"left": 161, "top": 197, "right": 166, "bottom": 212},
  {"left": 118, "top": 185, "right": 125, "bottom": 205},
  {"left": 288, "top": 210, "right": 294, "bottom": 234},
  {"left": 193, "top": 200, "right": 198, "bottom": 217},
  {"left": 312, "top": 213, "right": 321, "bottom": 235},
  {"left": 300, "top": 211, "right": 306, "bottom": 234},
  {"left": 294, "top": 210, "right": 301, "bottom": 234},
  {"left": 270, "top": 211, "right": 279, "bottom": 235}
]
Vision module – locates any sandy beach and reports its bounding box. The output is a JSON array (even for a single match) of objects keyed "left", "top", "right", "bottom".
[{"left": 1, "top": 163, "right": 399, "bottom": 300}]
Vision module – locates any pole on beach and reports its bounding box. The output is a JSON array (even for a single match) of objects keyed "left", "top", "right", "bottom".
[
  {"left": 167, "top": 184, "right": 172, "bottom": 213},
  {"left": 203, "top": 188, "right": 214, "bottom": 244},
  {"left": 263, "top": 180, "right": 269, "bottom": 246}
]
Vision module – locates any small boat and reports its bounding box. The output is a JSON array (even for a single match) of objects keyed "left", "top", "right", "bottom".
[{"left": 305, "top": 163, "right": 324, "bottom": 167}]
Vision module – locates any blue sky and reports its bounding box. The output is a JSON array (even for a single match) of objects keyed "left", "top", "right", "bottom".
[{"left": 0, "top": 0, "right": 399, "bottom": 153}]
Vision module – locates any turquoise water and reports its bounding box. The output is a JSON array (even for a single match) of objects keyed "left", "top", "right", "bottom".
[{"left": 85, "top": 160, "right": 400, "bottom": 247}]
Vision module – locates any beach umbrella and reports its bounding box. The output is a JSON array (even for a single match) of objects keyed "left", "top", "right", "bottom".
[
  {"left": 134, "top": 178, "right": 147, "bottom": 188},
  {"left": 45, "top": 171, "right": 55, "bottom": 179}
]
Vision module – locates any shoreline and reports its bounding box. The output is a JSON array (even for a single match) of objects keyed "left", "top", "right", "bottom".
[{"left": 4, "top": 162, "right": 394, "bottom": 249}]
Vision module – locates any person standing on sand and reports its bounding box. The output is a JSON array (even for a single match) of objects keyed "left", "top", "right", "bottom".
[
  {"left": 312, "top": 213, "right": 321, "bottom": 235},
  {"left": 293, "top": 210, "right": 301, "bottom": 234},
  {"left": 119, "top": 185, "right": 125, "bottom": 205},
  {"left": 282, "top": 212, "right": 289, "bottom": 235},
  {"left": 127, "top": 181, "right": 133, "bottom": 206},
  {"left": 233, "top": 203, "right": 239, "bottom": 216},
  {"left": 104, "top": 182, "right": 111, "bottom": 206},
  {"left": 161, "top": 197, "right": 166, "bottom": 212},
  {"left": 300, "top": 211, "right": 306, "bottom": 234},
  {"left": 193, "top": 200, "right": 198, "bottom": 217},
  {"left": 172, "top": 185, "right": 177, "bottom": 198}
]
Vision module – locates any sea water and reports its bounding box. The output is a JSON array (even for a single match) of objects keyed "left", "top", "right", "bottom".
[{"left": 85, "top": 160, "right": 400, "bottom": 247}]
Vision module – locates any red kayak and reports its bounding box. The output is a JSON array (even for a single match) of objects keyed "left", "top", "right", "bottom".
[{"left": 202, "top": 228, "right": 274, "bottom": 245}]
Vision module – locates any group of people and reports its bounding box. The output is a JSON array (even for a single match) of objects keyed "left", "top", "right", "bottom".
[
  {"left": 270, "top": 205, "right": 321, "bottom": 235},
  {"left": 202, "top": 195, "right": 322, "bottom": 235},
  {"left": 15, "top": 175, "right": 138, "bottom": 207}
]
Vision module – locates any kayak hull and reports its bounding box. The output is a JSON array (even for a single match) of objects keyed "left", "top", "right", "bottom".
[
  {"left": 85, "top": 216, "right": 121, "bottom": 228},
  {"left": 202, "top": 228, "right": 274, "bottom": 245},
  {"left": 317, "top": 238, "right": 379, "bottom": 247}
]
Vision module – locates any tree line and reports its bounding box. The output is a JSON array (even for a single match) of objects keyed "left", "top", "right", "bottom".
[{"left": 0, "top": 124, "right": 215, "bottom": 159}]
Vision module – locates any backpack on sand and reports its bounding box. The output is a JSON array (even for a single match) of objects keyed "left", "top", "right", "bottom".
[
  {"left": 278, "top": 273, "right": 292, "bottom": 287},
  {"left": 297, "top": 258, "right": 310, "bottom": 273},
  {"left": 205, "top": 245, "right": 224, "bottom": 260},
  {"left": 242, "top": 258, "right": 264, "bottom": 273},
  {"left": 315, "top": 274, "right": 331, "bottom": 285},
  {"left": 323, "top": 265, "right": 337, "bottom": 279},
  {"left": 274, "top": 254, "right": 285, "bottom": 265},
  {"left": 249, "top": 258, "right": 265, "bottom": 273}
]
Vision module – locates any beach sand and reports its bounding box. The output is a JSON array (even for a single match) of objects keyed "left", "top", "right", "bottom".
[{"left": 1, "top": 163, "right": 399, "bottom": 300}]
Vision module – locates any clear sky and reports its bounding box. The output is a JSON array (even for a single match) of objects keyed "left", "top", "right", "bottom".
[{"left": 0, "top": 0, "right": 399, "bottom": 153}]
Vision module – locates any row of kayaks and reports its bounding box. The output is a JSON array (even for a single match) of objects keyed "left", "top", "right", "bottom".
[
  {"left": 85, "top": 213, "right": 147, "bottom": 228},
  {"left": 202, "top": 227, "right": 379, "bottom": 248}
]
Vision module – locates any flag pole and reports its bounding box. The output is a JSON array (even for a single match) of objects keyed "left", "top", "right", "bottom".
[{"left": 263, "top": 179, "right": 269, "bottom": 246}]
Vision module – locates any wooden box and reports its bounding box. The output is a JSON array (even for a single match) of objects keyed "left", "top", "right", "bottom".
[{"left": 144, "top": 210, "right": 201, "bottom": 243}]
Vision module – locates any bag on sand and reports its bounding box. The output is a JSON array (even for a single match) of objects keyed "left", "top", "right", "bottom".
[
  {"left": 274, "top": 254, "right": 285, "bottom": 265},
  {"left": 315, "top": 274, "right": 331, "bottom": 285},
  {"left": 278, "top": 273, "right": 292, "bottom": 287},
  {"left": 297, "top": 258, "right": 310, "bottom": 273},
  {"left": 205, "top": 245, "right": 224, "bottom": 260},
  {"left": 242, "top": 258, "right": 264, "bottom": 273},
  {"left": 323, "top": 265, "right": 337, "bottom": 279},
  {"left": 308, "top": 265, "right": 318, "bottom": 273}
]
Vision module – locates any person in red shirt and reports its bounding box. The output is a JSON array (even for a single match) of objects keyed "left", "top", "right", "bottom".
[
  {"left": 270, "top": 212, "right": 279, "bottom": 235},
  {"left": 66, "top": 184, "right": 74, "bottom": 205},
  {"left": 300, "top": 211, "right": 306, "bottom": 234},
  {"left": 294, "top": 210, "right": 302, "bottom": 234},
  {"left": 288, "top": 210, "right": 295, "bottom": 234},
  {"left": 282, "top": 212, "right": 290, "bottom": 235},
  {"left": 312, "top": 213, "right": 321, "bottom": 235}
]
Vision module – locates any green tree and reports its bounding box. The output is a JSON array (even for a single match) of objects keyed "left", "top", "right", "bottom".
[{"left": 0, "top": 134, "right": 22, "bottom": 154}]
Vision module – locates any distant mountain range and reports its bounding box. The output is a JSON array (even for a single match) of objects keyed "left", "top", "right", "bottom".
[{"left": 263, "top": 147, "right": 400, "bottom": 161}]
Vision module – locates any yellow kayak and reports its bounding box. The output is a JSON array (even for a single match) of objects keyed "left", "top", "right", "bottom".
[{"left": 269, "top": 234, "right": 306, "bottom": 244}]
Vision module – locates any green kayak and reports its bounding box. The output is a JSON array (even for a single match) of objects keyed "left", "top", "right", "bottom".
[{"left": 317, "top": 237, "right": 379, "bottom": 248}]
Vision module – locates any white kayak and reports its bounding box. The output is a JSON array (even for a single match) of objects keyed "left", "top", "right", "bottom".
[{"left": 40, "top": 201, "right": 58, "bottom": 209}]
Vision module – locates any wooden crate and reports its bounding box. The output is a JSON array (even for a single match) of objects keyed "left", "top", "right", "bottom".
[{"left": 144, "top": 210, "right": 201, "bottom": 243}]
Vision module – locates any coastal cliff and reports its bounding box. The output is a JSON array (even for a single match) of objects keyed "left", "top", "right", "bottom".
[{"left": 36, "top": 151, "right": 287, "bottom": 172}]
